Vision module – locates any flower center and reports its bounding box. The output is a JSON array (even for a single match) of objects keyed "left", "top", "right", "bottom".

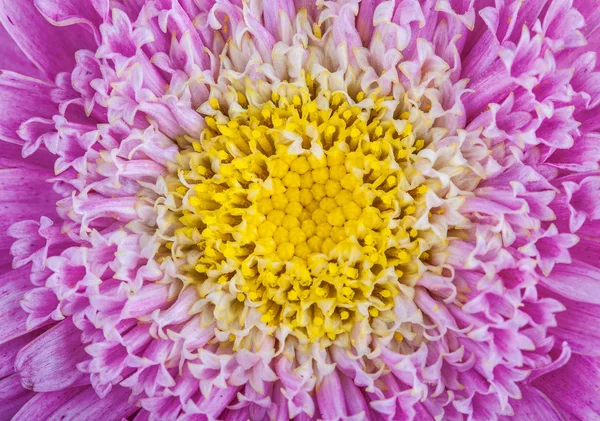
[{"left": 159, "top": 74, "right": 436, "bottom": 344}]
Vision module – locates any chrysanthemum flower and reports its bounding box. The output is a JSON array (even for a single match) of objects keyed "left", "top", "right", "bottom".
[{"left": 0, "top": 0, "right": 599, "bottom": 419}]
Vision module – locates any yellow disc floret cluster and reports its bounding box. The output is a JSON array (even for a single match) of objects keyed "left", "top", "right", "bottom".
[{"left": 159, "top": 74, "right": 433, "bottom": 344}]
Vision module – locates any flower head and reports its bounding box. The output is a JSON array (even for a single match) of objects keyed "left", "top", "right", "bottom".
[{"left": 0, "top": 0, "right": 599, "bottom": 420}]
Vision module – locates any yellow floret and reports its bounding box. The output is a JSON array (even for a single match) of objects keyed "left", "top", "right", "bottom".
[
  {"left": 258, "top": 220, "right": 277, "bottom": 238},
  {"left": 327, "top": 207, "right": 346, "bottom": 227},
  {"left": 325, "top": 179, "right": 342, "bottom": 198},
  {"left": 299, "top": 189, "right": 313, "bottom": 206},
  {"left": 281, "top": 215, "right": 300, "bottom": 230},
  {"left": 311, "top": 209, "right": 328, "bottom": 224},
  {"left": 319, "top": 197, "right": 338, "bottom": 212},
  {"left": 311, "top": 167, "right": 329, "bottom": 184},
  {"left": 310, "top": 183, "right": 327, "bottom": 201},
  {"left": 299, "top": 172, "right": 314, "bottom": 188},
  {"left": 307, "top": 236, "right": 324, "bottom": 252},
  {"left": 334, "top": 189, "right": 353, "bottom": 206},
  {"left": 342, "top": 201, "right": 362, "bottom": 220},
  {"left": 274, "top": 227, "right": 289, "bottom": 245},
  {"left": 277, "top": 242, "right": 295, "bottom": 260},
  {"left": 290, "top": 156, "right": 310, "bottom": 174},
  {"left": 285, "top": 187, "right": 300, "bottom": 203},
  {"left": 270, "top": 159, "right": 289, "bottom": 178},
  {"left": 340, "top": 174, "right": 360, "bottom": 191},
  {"left": 267, "top": 210, "right": 286, "bottom": 226},
  {"left": 282, "top": 171, "right": 301, "bottom": 188},
  {"left": 330, "top": 226, "right": 346, "bottom": 242},
  {"left": 308, "top": 154, "right": 326, "bottom": 169},
  {"left": 289, "top": 227, "right": 307, "bottom": 245},
  {"left": 327, "top": 148, "right": 345, "bottom": 166},
  {"left": 294, "top": 242, "right": 311, "bottom": 259},
  {"left": 321, "top": 238, "right": 336, "bottom": 255},
  {"left": 305, "top": 200, "right": 320, "bottom": 213},
  {"left": 257, "top": 198, "right": 273, "bottom": 215},
  {"left": 329, "top": 164, "right": 346, "bottom": 181},
  {"left": 272, "top": 193, "right": 289, "bottom": 210},
  {"left": 271, "top": 178, "right": 286, "bottom": 194},
  {"left": 301, "top": 220, "right": 317, "bottom": 238},
  {"left": 285, "top": 201, "right": 303, "bottom": 218},
  {"left": 316, "top": 222, "right": 332, "bottom": 239},
  {"left": 298, "top": 209, "right": 311, "bottom": 222}
]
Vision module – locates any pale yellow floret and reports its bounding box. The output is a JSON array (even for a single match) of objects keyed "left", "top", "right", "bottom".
[{"left": 209, "top": 97, "right": 220, "bottom": 109}]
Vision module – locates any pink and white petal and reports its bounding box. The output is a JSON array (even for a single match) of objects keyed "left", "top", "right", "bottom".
[
  {"left": 0, "top": 71, "right": 56, "bottom": 144},
  {"left": 0, "top": 0, "right": 96, "bottom": 79},
  {"left": 15, "top": 318, "right": 89, "bottom": 392},
  {"left": 532, "top": 354, "right": 600, "bottom": 420},
  {"left": 20, "top": 287, "right": 64, "bottom": 330},
  {"left": 0, "top": 374, "right": 35, "bottom": 420}
]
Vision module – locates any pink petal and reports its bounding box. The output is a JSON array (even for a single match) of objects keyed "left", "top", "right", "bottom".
[
  {"left": 0, "top": 0, "right": 95, "bottom": 79},
  {"left": 0, "top": 71, "right": 56, "bottom": 144},
  {"left": 11, "top": 386, "right": 86, "bottom": 421},
  {"left": 34, "top": 0, "right": 104, "bottom": 45},
  {"left": 0, "top": 22, "right": 44, "bottom": 79},
  {"left": 15, "top": 319, "right": 89, "bottom": 392},
  {"left": 0, "top": 328, "right": 42, "bottom": 378},
  {"left": 0, "top": 266, "right": 32, "bottom": 344},
  {"left": 14, "top": 385, "right": 136, "bottom": 421},
  {"left": 540, "top": 260, "right": 600, "bottom": 305},
  {"left": 533, "top": 354, "right": 600, "bottom": 420},
  {"left": 0, "top": 374, "right": 35, "bottom": 419},
  {"left": 550, "top": 293, "right": 600, "bottom": 356},
  {"left": 500, "top": 386, "right": 562, "bottom": 421}
]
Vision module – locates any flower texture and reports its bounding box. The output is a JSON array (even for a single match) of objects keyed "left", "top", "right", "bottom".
[{"left": 0, "top": 0, "right": 599, "bottom": 420}]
